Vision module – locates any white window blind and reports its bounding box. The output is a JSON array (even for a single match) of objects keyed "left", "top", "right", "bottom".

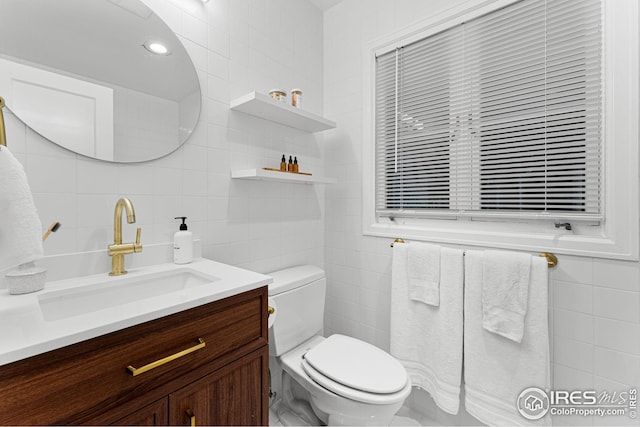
[{"left": 375, "top": 0, "right": 603, "bottom": 220}]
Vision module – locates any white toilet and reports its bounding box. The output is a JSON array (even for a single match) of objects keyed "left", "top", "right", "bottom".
[{"left": 268, "top": 265, "right": 411, "bottom": 426}]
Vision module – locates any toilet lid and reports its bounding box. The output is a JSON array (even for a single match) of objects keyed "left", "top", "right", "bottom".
[{"left": 302, "top": 334, "right": 407, "bottom": 394}]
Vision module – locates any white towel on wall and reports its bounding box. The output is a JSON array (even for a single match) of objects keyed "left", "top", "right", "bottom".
[
  {"left": 464, "top": 250, "right": 551, "bottom": 427},
  {"left": 391, "top": 243, "right": 464, "bottom": 415},
  {"left": 482, "top": 249, "right": 531, "bottom": 343},
  {"left": 408, "top": 241, "right": 441, "bottom": 306},
  {"left": 0, "top": 146, "right": 44, "bottom": 270}
]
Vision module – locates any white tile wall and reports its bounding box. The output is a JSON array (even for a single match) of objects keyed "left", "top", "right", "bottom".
[
  {"left": 3, "top": 0, "right": 326, "bottom": 276},
  {"left": 554, "top": 280, "right": 594, "bottom": 314},
  {"left": 594, "top": 287, "right": 640, "bottom": 324},
  {"left": 595, "top": 318, "right": 640, "bottom": 356},
  {"left": 322, "top": 1, "right": 640, "bottom": 426}
]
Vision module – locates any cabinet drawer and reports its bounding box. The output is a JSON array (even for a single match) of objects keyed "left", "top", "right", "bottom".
[{"left": 0, "top": 286, "right": 268, "bottom": 425}]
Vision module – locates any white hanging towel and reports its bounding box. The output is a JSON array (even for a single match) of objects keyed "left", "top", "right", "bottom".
[
  {"left": 464, "top": 250, "right": 551, "bottom": 426},
  {"left": 391, "top": 243, "right": 464, "bottom": 415},
  {"left": 407, "top": 241, "right": 441, "bottom": 306},
  {"left": 482, "top": 249, "right": 531, "bottom": 343},
  {"left": 0, "top": 146, "right": 44, "bottom": 270}
]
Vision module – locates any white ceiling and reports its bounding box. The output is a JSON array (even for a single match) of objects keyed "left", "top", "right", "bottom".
[{"left": 308, "top": 0, "right": 343, "bottom": 12}]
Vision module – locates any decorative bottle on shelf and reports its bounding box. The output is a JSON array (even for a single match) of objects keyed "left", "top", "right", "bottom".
[
  {"left": 173, "top": 217, "right": 193, "bottom": 264},
  {"left": 288, "top": 156, "right": 293, "bottom": 172},
  {"left": 291, "top": 89, "right": 302, "bottom": 108},
  {"left": 293, "top": 157, "right": 299, "bottom": 173},
  {"left": 280, "top": 154, "right": 287, "bottom": 171}
]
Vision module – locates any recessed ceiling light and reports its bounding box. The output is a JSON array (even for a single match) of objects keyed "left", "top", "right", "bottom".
[{"left": 143, "top": 41, "right": 170, "bottom": 55}]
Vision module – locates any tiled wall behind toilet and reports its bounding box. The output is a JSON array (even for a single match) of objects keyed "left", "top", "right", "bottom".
[
  {"left": 4, "top": 0, "right": 326, "bottom": 275},
  {"left": 321, "top": 1, "right": 640, "bottom": 426}
]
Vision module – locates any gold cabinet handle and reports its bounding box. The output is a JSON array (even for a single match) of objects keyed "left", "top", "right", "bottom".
[
  {"left": 186, "top": 409, "right": 196, "bottom": 427},
  {"left": 268, "top": 306, "right": 275, "bottom": 316},
  {"left": 126, "top": 338, "right": 206, "bottom": 376}
]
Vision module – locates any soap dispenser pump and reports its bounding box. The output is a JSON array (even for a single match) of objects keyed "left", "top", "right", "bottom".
[{"left": 173, "top": 217, "right": 193, "bottom": 264}]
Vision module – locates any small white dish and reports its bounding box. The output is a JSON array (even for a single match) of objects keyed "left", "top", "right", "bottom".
[{"left": 6, "top": 262, "right": 46, "bottom": 295}]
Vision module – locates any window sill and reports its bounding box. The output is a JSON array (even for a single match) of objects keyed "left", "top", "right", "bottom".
[{"left": 363, "top": 219, "right": 638, "bottom": 261}]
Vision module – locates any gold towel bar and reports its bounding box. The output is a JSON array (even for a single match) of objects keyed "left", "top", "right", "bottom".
[
  {"left": 540, "top": 252, "right": 558, "bottom": 268},
  {"left": 0, "top": 96, "right": 7, "bottom": 147},
  {"left": 390, "top": 238, "right": 558, "bottom": 268},
  {"left": 389, "top": 238, "right": 404, "bottom": 247}
]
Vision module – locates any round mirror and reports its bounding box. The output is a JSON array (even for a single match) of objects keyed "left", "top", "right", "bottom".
[{"left": 0, "top": 0, "right": 201, "bottom": 163}]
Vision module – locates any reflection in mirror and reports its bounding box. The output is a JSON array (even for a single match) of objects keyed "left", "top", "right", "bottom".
[{"left": 0, "top": 0, "right": 201, "bottom": 162}]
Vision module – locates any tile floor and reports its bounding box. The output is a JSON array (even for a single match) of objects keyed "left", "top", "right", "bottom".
[{"left": 269, "top": 405, "right": 437, "bottom": 426}]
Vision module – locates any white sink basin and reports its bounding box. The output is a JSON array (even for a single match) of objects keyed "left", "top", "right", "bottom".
[{"left": 38, "top": 268, "right": 219, "bottom": 321}]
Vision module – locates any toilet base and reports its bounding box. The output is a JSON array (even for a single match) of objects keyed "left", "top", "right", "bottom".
[
  {"left": 279, "top": 372, "right": 324, "bottom": 425},
  {"left": 274, "top": 373, "right": 401, "bottom": 426},
  {"left": 276, "top": 405, "right": 313, "bottom": 426},
  {"left": 311, "top": 394, "right": 403, "bottom": 426}
]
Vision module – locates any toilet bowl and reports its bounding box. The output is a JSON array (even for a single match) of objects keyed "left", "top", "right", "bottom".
[{"left": 268, "top": 265, "right": 411, "bottom": 426}]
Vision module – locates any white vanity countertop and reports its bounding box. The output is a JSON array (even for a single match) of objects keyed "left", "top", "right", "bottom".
[{"left": 0, "top": 258, "right": 272, "bottom": 366}]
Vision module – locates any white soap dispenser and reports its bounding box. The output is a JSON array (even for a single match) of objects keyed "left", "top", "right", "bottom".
[{"left": 173, "top": 216, "right": 193, "bottom": 264}]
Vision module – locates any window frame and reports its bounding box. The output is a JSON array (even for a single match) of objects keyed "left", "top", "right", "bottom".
[{"left": 362, "top": 0, "right": 639, "bottom": 260}]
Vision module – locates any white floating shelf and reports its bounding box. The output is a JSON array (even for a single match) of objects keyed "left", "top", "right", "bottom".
[
  {"left": 230, "top": 92, "right": 336, "bottom": 133},
  {"left": 231, "top": 169, "right": 337, "bottom": 185}
]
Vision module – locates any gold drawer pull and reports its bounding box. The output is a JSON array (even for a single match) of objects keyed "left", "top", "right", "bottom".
[
  {"left": 186, "top": 409, "right": 196, "bottom": 427},
  {"left": 127, "top": 338, "right": 206, "bottom": 376}
]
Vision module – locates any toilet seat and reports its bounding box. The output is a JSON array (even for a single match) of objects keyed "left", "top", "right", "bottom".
[
  {"left": 301, "top": 334, "right": 410, "bottom": 405},
  {"left": 301, "top": 359, "right": 411, "bottom": 405}
]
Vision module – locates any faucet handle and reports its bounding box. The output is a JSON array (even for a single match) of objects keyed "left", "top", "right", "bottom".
[{"left": 134, "top": 227, "right": 143, "bottom": 253}]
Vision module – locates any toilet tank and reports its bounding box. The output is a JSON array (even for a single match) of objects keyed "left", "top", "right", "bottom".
[{"left": 267, "top": 265, "right": 326, "bottom": 357}]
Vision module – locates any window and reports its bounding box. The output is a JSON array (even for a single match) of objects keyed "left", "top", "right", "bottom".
[
  {"left": 363, "top": 0, "right": 638, "bottom": 260},
  {"left": 375, "top": 0, "right": 602, "bottom": 220}
]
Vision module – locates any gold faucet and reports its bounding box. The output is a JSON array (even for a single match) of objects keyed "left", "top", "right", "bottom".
[{"left": 108, "top": 197, "right": 142, "bottom": 276}]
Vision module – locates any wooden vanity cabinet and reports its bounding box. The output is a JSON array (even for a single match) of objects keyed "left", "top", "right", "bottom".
[
  {"left": 168, "top": 348, "right": 266, "bottom": 426},
  {"left": 111, "top": 398, "right": 169, "bottom": 426},
  {"left": 0, "top": 286, "right": 269, "bottom": 426}
]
